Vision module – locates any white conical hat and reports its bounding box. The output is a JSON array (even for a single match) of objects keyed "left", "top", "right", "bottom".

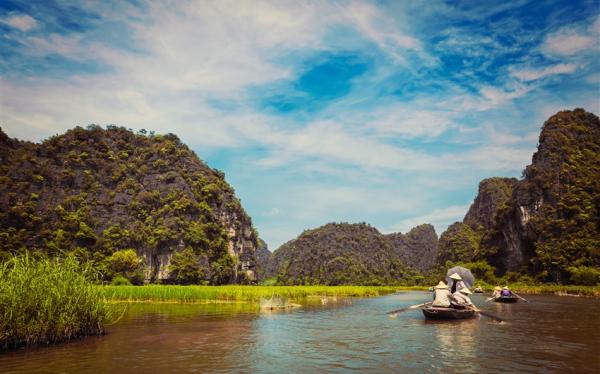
[
  {"left": 503, "top": 286, "right": 509, "bottom": 290},
  {"left": 434, "top": 281, "right": 448, "bottom": 289},
  {"left": 449, "top": 273, "right": 462, "bottom": 280},
  {"left": 459, "top": 287, "right": 472, "bottom": 295}
]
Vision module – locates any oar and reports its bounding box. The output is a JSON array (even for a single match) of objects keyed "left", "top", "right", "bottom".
[
  {"left": 511, "top": 292, "right": 529, "bottom": 303},
  {"left": 485, "top": 297, "right": 494, "bottom": 302},
  {"left": 471, "top": 306, "right": 503, "bottom": 322},
  {"left": 387, "top": 302, "right": 430, "bottom": 316}
]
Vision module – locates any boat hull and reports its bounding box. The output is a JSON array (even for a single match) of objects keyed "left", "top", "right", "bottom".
[
  {"left": 493, "top": 296, "right": 518, "bottom": 303},
  {"left": 422, "top": 306, "right": 476, "bottom": 320}
]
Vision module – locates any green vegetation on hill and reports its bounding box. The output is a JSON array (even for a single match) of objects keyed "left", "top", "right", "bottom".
[
  {"left": 269, "top": 223, "right": 415, "bottom": 285},
  {"left": 435, "top": 109, "right": 600, "bottom": 285},
  {"left": 0, "top": 125, "right": 257, "bottom": 284}
]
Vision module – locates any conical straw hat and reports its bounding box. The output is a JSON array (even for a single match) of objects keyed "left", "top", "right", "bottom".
[
  {"left": 449, "top": 273, "right": 462, "bottom": 280},
  {"left": 459, "top": 287, "right": 472, "bottom": 295},
  {"left": 434, "top": 281, "right": 448, "bottom": 289},
  {"left": 494, "top": 286, "right": 502, "bottom": 291}
]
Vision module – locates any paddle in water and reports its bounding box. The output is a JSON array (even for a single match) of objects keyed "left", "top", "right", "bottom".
[
  {"left": 511, "top": 292, "right": 529, "bottom": 302},
  {"left": 387, "top": 302, "right": 431, "bottom": 318},
  {"left": 471, "top": 306, "right": 504, "bottom": 322}
]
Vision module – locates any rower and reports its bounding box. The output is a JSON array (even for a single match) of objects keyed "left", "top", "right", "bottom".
[
  {"left": 450, "top": 287, "right": 473, "bottom": 309},
  {"left": 431, "top": 281, "right": 451, "bottom": 307},
  {"left": 448, "top": 273, "right": 464, "bottom": 294},
  {"left": 492, "top": 286, "right": 502, "bottom": 298}
]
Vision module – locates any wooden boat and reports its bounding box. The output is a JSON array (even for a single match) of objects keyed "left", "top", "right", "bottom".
[
  {"left": 473, "top": 287, "right": 483, "bottom": 293},
  {"left": 493, "top": 295, "right": 519, "bottom": 303},
  {"left": 421, "top": 306, "right": 476, "bottom": 320}
]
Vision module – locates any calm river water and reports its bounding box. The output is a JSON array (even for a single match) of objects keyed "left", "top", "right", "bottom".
[{"left": 1, "top": 292, "right": 599, "bottom": 373}]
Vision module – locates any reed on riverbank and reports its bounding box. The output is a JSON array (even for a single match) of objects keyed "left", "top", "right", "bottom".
[
  {"left": 0, "top": 254, "right": 110, "bottom": 351},
  {"left": 100, "top": 285, "right": 402, "bottom": 303}
]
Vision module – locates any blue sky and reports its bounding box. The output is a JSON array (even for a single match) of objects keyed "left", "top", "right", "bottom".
[{"left": 1, "top": 0, "right": 599, "bottom": 250}]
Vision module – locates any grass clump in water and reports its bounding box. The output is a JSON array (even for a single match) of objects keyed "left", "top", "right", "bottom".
[
  {"left": 101, "top": 285, "right": 400, "bottom": 303},
  {"left": 0, "top": 254, "right": 111, "bottom": 351}
]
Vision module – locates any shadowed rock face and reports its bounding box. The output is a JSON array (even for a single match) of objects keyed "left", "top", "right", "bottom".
[
  {"left": 255, "top": 239, "right": 272, "bottom": 281},
  {"left": 439, "top": 108, "right": 600, "bottom": 280},
  {"left": 464, "top": 177, "right": 518, "bottom": 233},
  {"left": 0, "top": 125, "right": 257, "bottom": 284}
]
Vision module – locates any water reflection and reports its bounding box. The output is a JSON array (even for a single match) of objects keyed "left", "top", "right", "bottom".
[
  {"left": 429, "top": 318, "right": 479, "bottom": 363},
  {"left": 0, "top": 293, "right": 598, "bottom": 374}
]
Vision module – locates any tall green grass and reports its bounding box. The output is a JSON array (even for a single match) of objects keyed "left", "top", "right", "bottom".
[
  {"left": 0, "top": 254, "right": 111, "bottom": 351},
  {"left": 100, "top": 285, "right": 402, "bottom": 303}
]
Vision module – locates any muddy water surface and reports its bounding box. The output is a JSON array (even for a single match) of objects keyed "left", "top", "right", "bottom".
[{"left": 1, "top": 292, "right": 599, "bottom": 373}]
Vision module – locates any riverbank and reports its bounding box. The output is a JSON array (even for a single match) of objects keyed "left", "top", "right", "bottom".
[
  {"left": 473, "top": 283, "right": 600, "bottom": 296},
  {"left": 100, "top": 283, "right": 600, "bottom": 303},
  {"left": 100, "top": 285, "right": 404, "bottom": 303}
]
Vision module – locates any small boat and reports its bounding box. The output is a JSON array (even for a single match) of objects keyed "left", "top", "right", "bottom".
[
  {"left": 421, "top": 306, "right": 476, "bottom": 320},
  {"left": 473, "top": 287, "right": 483, "bottom": 293},
  {"left": 493, "top": 295, "right": 519, "bottom": 303}
]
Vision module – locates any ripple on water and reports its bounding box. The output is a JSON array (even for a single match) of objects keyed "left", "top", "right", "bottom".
[{"left": 1, "top": 293, "right": 599, "bottom": 374}]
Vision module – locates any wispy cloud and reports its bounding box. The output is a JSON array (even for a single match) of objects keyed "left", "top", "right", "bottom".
[
  {"left": 1, "top": 14, "right": 37, "bottom": 31},
  {"left": 511, "top": 63, "right": 579, "bottom": 82},
  {"left": 541, "top": 16, "right": 600, "bottom": 56}
]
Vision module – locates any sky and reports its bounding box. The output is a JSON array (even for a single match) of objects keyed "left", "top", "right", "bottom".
[{"left": 1, "top": 0, "right": 599, "bottom": 250}]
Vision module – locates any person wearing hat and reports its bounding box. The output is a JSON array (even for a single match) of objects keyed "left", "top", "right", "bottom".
[
  {"left": 492, "top": 286, "right": 502, "bottom": 299},
  {"left": 431, "top": 281, "right": 451, "bottom": 307},
  {"left": 501, "top": 286, "right": 513, "bottom": 297},
  {"left": 449, "top": 273, "right": 464, "bottom": 294},
  {"left": 450, "top": 287, "right": 473, "bottom": 309}
]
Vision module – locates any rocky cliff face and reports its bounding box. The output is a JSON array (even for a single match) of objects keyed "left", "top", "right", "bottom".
[
  {"left": 386, "top": 224, "right": 438, "bottom": 273},
  {"left": 0, "top": 125, "right": 258, "bottom": 284},
  {"left": 488, "top": 109, "right": 600, "bottom": 278},
  {"left": 439, "top": 109, "right": 600, "bottom": 281},
  {"left": 463, "top": 177, "right": 518, "bottom": 232},
  {"left": 270, "top": 223, "right": 412, "bottom": 285},
  {"left": 255, "top": 238, "right": 272, "bottom": 281}
]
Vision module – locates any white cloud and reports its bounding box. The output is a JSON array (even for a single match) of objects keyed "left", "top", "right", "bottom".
[
  {"left": 1, "top": 14, "right": 37, "bottom": 32},
  {"left": 366, "top": 108, "right": 455, "bottom": 139},
  {"left": 542, "top": 17, "right": 600, "bottom": 56},
  {"left": 511, "top": 63, "right": 578, "bottom": 82},
  {"left": 478, "top": 85, "right": 531, "bottom": 108},
  {"left": 387, "top": 204, "right": 471, "bottom": 235}
]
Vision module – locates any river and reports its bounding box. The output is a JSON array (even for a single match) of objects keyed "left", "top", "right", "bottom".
[{"left": 1, "top": 292, "right": 599, "bottom": 373}]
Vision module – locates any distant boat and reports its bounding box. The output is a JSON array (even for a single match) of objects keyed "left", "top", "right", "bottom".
[
  {"left": 421, "top": 306, "right": 476, "bottom": 320},
  {"left": 428, "top": 286, "right": 434, "bottom": 292},
  {"left": 492, "top": 295, "right": 519, "bottom": 303},
  {"left": 474, "top": 287, "right": 483, "bottom": 293}
]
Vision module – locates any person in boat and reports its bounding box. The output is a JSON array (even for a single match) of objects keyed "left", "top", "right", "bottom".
[
  {"left": 449, "top": 273, "right": 464, "bottom": 294},
  {"left": 501, "top": 286, "right": 513, "bottom": 297},
  {"left": 431, "top": 281, "right": 451, "bottom": 307},
  {"left": 492, "top": 286, "right": 502, "bottom": 298},
  {"left": 450, "top": 287, "right": 473, "bottom": 309}
]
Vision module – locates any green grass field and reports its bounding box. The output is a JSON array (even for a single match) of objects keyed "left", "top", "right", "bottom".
[{"left": 99, "top": 285, "right": 414, "bottom": 303}]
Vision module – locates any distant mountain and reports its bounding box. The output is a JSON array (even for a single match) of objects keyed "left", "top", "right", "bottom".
[
  {"left": 269, "top": 222, "right": 414, "bottom": 285},
  {"left": 386, "top": 224, "right": 438, "bottom": 273},
  {"left": 0, "top": 125, "right": 258, "bottom": 284},
  {"left": 437, "top": 109, "right": 600, "bottom": 283}
]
